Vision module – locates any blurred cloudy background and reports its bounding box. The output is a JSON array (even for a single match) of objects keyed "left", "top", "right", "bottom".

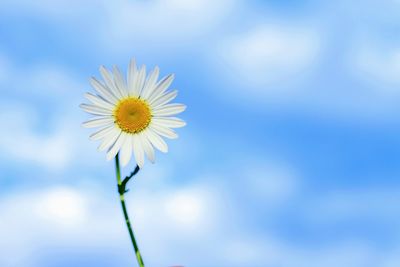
[{"left": 1, "top": 0, "right": 400, "bottom": 266}]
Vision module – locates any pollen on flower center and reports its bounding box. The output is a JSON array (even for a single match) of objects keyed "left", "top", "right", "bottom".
[{"left": 114, "top": 97, "right": 152, "bottom": 134}]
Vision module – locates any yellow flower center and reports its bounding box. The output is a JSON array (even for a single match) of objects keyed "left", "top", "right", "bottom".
[{"left": 114, "top": 97, "right": 152, "bottom": 134}]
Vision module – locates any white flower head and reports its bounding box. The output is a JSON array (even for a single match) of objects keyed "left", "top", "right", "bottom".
[{"left": 80, "top": 59, "right": 186, "bottom": 168}]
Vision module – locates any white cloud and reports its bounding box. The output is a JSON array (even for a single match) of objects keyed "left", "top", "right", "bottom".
[
  {"left": 216, "top": 23, "right": 320, "bottom": 92},
  {"left": 0, "top": 0, "right": 94, "bottom": 20},
  {"left": 0, "top": 172, "right": 396, "bottom": 267},
  {"left": 0, "top": 98, "right": 104, "bottom": 172},
  {"left": 0, "top": 53, "right": 104, "bottom": 171},
  {"left": 220, "top": 235, "right": 382, "bottom": 267},
  {"left": 164, "top": 190, "right": 206, "bottom": 227},
  {"left": 0, "top": 0, "right": 237, "bottom": 53},
  {"left": 100, "top": 0, "right": 237, "bottom": 51},
  {"left": 130, "top": 182, "right": 223, "bottom": 244},
  {"left": 24, "top": 64, "right": 84, "bottom": 97},
  {"left": 0, "top": 55, "right": 85, "bottom": 99},
  {"left": 0, "top": 185, "right": 123, "bottom": 267},
  {"left": 352, "top": 42, "right": 400, "bottom": 91},
  {"left": 0, "top": 181, "right": 227, "bottom": 267},
  {"left": 289, "top": 241, "right": 378, "bottom": 267},
  {"left": 382, "top": 249, "right": 400, "bottom": 267},
  {"left": 222, "top": 236, "right": 284, "bottom": 267},
  {"left": 0, "top": 102, "right": 74, "bottom": 170},
  {"left": 302, "top": 187, "right": 400, "bottom": 224},
  {"left": 241, "top": 161, "right": 300, "bottom": 207},
  {"left": 34, "top": 187, "right": 88, "bottom": 226}
]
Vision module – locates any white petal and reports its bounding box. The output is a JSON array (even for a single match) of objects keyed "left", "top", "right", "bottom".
[
  {"left": 119, "top": 135, "right": 133, "bottom": 166},
  {"left": 152, "top": 103, "right": 186, "bottom": 117},
  {"left": 98, "top": 128, "right": 121, "bottom": 151},
  {"left": 147, "top": 74, "right": 174, "bottom": 103},
  {"left": 113, "top": 65, "right": 129, "bottom": 98},
  {"left": 145, "top": 129, "right": 168, "bottom": 153},
  {"left": 152, "top": 117, "right": 186, "bottom": 128},
  {"left": 128, "top": 59, "right": 138, "bottom": 95},
  {"left": 132, "top": 135, "right": 145, "bottom": 168},
  {"left": 141, "top": 66, "right": 159, "bottom": 100},
  {"left": 84, "top": 93, "right": 115, "bottom": 110},
  {"left": 150, "top": 124, "right": 178, "bottom": 139},
  {"left": 82, "top": 116, "right": 114, "bottom": 128},
  {"left": 90, "top": 77, "right": 118, "bottom": 104},
  {"left": 133, "top": 65, "right": 146, "bottom": 97},
  {"left": 150, "top": 90, "right": 178, "bottom": 108},
  {"left": 107, "top": 132, "right": 127, "bottom": 161},
  {"left": 139, "top": 132, "right": 155, "bottom": 163},
  {"left": 100, "top": 65, "right": 123, "bottom": 99},
  {"left": 90, "top": 125, "right": 115, "bottom": 140},
  {"left": 80, "top": 104, "right": 113, "bottom": 116}
]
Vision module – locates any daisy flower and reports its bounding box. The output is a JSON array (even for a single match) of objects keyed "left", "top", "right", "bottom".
[{"left": 80, "top": 59, "right": 186, "bottom": 168}]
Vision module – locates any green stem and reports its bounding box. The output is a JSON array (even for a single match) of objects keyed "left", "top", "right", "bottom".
[{"left": 115, "top": 154, "right": 145, "bottom": 267}]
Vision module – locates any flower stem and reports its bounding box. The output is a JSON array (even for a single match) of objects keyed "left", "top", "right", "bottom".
[{"left": 115, "top": 154, "right": 145, "bottom": 267}]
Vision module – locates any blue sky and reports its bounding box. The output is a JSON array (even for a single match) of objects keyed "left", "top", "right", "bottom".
[{"left": 1, "top": 0, "right": 400, "bottom": 266}]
